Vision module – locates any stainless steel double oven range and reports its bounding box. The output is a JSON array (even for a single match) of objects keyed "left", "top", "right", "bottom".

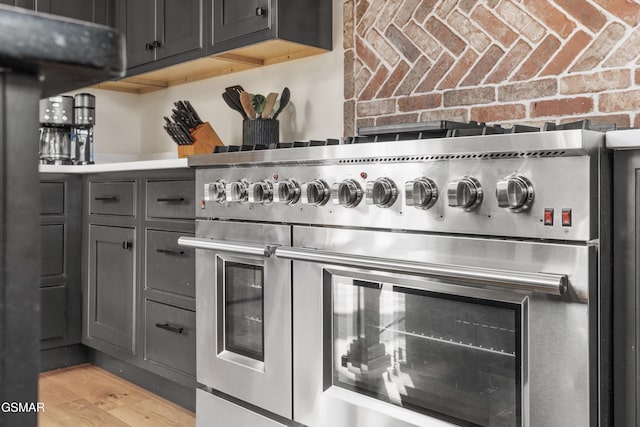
[{"left": 179, "top": 128, "right": 611, "bottom": 427}]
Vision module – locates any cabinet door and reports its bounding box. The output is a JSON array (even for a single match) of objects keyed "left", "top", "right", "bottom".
[
  {"left": 212, "top": 0, "right": 270, "bottom": 44},
  {"left": 0, "top": 0, "right": 34, "bottom": 7},
  {"left": 87, "top": 225, "right": 136, "bottom": 353},
  {"left": 156, "top": 0, "right": 203, "bottom": 60},
  {"left": 36, "top": 0, "right": 116, "bottom": 25},
  {"left": 125, "top": 0, "right": 156, "bottom": 68}
]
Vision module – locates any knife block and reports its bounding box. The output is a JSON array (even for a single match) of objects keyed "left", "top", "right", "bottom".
[{"left": 177, "top": 122, "right": 224, "bottom": 158}]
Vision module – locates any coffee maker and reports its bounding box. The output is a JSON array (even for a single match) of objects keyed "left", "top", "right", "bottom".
[
  {"left": 39, "top": 95, "right": 73, "bottom": 165},
  {"left": 71, "top": 93, "right": 95, "bottom": 165}
]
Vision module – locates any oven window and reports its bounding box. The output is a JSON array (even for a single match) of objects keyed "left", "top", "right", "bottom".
[
  {"left": 331, "top": 277, "right": 521, "bottom": 427},
  {"left": 224, "top": 261, "right": 264, "bottom": 362}
]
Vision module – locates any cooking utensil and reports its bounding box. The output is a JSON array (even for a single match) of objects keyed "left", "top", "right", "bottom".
[
  {"left": 240, "top": 91, "right": 257, "bottom": 119},
  {"left": 272, "top": 87, "right": 290, "bottom": 119},
  {"left": 252, "top": 94, "right": 266, "bottom": 118},
  {"left": 262, "top": 92, "right": 278, "bottom": 118},
  {"left": 222, "top": 92, "right": 247, "bottom": 119},
  {"left": 225, "top": 85, "right": 245, "bottom": 117}
]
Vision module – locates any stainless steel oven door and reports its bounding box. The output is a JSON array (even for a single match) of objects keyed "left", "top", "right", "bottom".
[
  {"left": 288, "top": 226, "right": 593, "bottom": 427},
  {"left": 180, "top": 220, "right": 292, "bottom": 419}
]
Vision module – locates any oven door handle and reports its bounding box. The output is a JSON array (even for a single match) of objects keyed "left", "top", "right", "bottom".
[
  {"left": 274, "top": 246, "right": 567, "bottom": 296},
  {"left": 177, "top": 236, "right": 276, "bottom": 257}
]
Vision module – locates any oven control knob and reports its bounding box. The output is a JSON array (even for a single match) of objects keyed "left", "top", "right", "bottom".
[
  {"left": 301, "top": 179, "right": 330, "bottom": 206},
  {"left": 447, "top": 177, "right": 483, "bottom": 211},
  {"left": 332, "top": 179, "right": 363, "bottom": 208},
  {"left": 204, "top": 180, "right": 226, "bottom": 203},
  {"left": 365, "top": 177, "right": 398, "bottom": 208},
  {"left": 248, "top": 181, "right": 273, "bottom": 204},
  {"left": 273, "top": 179, "right": 301, "bottom": 204},
  {"left": 225, "top": 180, "right": 249, "bottom": 203},
  {"left": 405, "top": 178, "right": 438, "bottom": 209},
  {"left": 496, "top": 174, "right": 534, "bottom": 212}
]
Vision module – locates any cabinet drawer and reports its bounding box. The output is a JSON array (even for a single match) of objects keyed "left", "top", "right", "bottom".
[
  {"left": 41, "top": 181, "right": 65, "bottom": 215},
  {"left": 90, "top": 181, "right": 136, "bottom": 216},
  {"left": 145, "top": 300, "right": 195, "bottom": 376},
  {"left": 41, "top": 285, "right": 66, "bottom": 341},
  {"left": 41, "top": 224, "right": 64, "bottom": 277},
  {"left": 146, "top": 230, "right": 195, "bottom": 297},
  {"left": 146, "top": 180, "right": 194, "bottom": 219}
]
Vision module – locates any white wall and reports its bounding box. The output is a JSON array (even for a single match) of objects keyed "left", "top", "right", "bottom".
[{"left": 73, "top": 0, "right": 343, "bottom": 160}]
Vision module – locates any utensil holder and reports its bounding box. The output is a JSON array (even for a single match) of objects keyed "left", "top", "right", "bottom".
[
  {"left": 177, "top": 122, "right": 224, "bottom": 158},
  {"left": 243, "top": 118, "right": 279, "bottom": 147}
]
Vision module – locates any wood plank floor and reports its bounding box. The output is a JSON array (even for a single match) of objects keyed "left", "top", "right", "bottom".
[{"left": 38, "top": 364, "right": 195, "bottom": 427}]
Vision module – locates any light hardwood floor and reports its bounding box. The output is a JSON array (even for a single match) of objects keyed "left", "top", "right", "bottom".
[{"left": 38, "top": 364, "right": 195, "bottom": 427}]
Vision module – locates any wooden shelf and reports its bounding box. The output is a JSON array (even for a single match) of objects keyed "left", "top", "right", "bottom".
[{"left": 92, "top": 40, "right": 329, "bottom": 95}]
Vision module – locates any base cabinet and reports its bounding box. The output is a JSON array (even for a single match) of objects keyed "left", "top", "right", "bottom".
[
  {"left": 87, "top": 225, "right": 136, "bottom": 353},
  {"left": 39, "top": 175, "right": 82, "bottom": 355},
  {"left": 82, "top": 169, "right": 196, "bottom": 389}
]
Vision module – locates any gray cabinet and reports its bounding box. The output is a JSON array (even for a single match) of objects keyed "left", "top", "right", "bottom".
[
  {"left": 0, "top": 1, "right": 34, "bottom": 8},
  {"left": 83, "top": 169, "right": 195, "bottom": 388},
  {"left": 0, "top": 0, "right": 116, "bottom": 25},
  {"left": 124, "top": 0, "right": 204, "bottom": 72},
  {"left": 208, "top": 0, "right": 332, "bottom": 54},
  {"left": 36, "top": 0, "right": 117, "bottom": 26},
  {"left": 39, "top": 175, "right": 82, "bottom": 350},
  {"left": 87, "top": 225, "right": 136, "bottom": 353}
]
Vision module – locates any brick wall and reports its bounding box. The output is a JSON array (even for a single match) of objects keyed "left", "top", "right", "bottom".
[{"left": 344, "top": 0, "right": 640, "bottom": 135}]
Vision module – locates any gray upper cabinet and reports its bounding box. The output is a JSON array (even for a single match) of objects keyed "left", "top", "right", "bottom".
[
  {"left": 212, "top": 0, "right": 270, "bottom": 44},
  {"left": 124, "top": 0, "right": 204, "bottom": 72},
  {"left": 1, "top": 0, "right": 116, "bottom": 26},
  {"left": 208, "top": 0, "right": 332, "bottom": 54},
  {"left": 36, "top": 0, "right": 117, "bottom": 26}
]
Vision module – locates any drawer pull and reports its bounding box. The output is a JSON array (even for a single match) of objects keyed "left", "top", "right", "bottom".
[
  {"left": 122, "top": 241, "right": 132, "bottom": 250},
  {"left": 156, "top": 197, "right": 185, "bottom": 202},
  {"left": 156, "top": 248, "right": 185, "bottom": 256},
  {"left": 95, "top": 195, "right": 119, "bottom": 201},
  {"left": 155, "top": 323, "right": 184, "bottom": 334}
]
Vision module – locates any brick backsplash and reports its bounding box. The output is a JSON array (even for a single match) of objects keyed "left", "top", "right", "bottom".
[{"left": 344, "top": 0, "right": 640, "bottom": 135}]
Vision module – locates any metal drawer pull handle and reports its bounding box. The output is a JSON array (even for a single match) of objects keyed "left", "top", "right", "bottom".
[
  {"left": 156, "top": 248, "right": 185, "bottom": 256},
  {"left": 256, "top": 6, "right": 266, "bottom": 16},
  {"left": 274, "top": 246, "right": 568, "bottom": 296},
  {"left": 156, "top": 197, "right": 185, "bottom": 202},
  {"left": 155, "top": 323, "right": 184, "bottom": 334},
  {"left": 177, "top": 237, "right": 276, "bottom": 257},
  {"left": 95, "top": 195, "right": 119, "bottom": 201},
  {"left": 122, "top": 241, "right": 132, "bottom": 250}
]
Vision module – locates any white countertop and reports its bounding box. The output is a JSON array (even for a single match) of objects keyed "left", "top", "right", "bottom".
[
  {"left": 39, "top": 158, "right": 189, "bottom": 173},
  {"left": 605, "top": 129, "right": 640, "bottom": 150}
]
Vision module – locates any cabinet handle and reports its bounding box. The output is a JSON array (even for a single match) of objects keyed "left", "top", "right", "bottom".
[
  {"left": 145, "top": 42, "right": 154, "bottom": 51},
  {"left": 155, "top": 323, "right": 184, "bottom": 334},
  {"left": 156, "top": 248, "right": 185, "bottom": 256},
  {"left": 156, "top": 197, "right": 185, "bottom": 202},
  {"left": 95, "top": 195, "right": 119, "bottom": 201},
  {"left": 256, "top": 6, "right": 266, "bottom": 16},
  {"left": 153, "top": 40, "right": 162, "bottom": 48},
  {"left": 122, "top": 241, "right": 132, "bottom": 250}
]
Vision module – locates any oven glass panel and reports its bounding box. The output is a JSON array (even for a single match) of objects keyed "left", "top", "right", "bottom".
[
  {"left": 332, "top": 278, "right": 521, "bottom": 426},
  {"left": 224, "top": 261, "right": 264, "bottom": 362}
]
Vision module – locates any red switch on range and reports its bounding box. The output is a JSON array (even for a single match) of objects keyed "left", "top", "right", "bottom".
[
  {"left": 561, "top": 209, "right": 572, "bottom": 227},
  {"left": 544, "top": 208, "right": 554, "bottom": 226}
]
